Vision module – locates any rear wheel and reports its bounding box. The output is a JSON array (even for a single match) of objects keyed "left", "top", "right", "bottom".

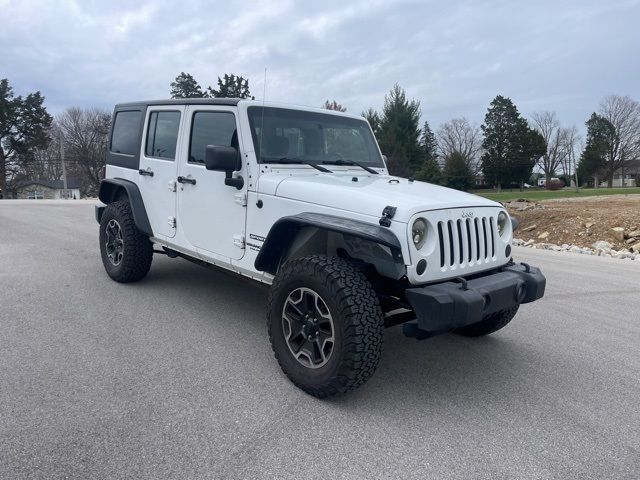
[
  {"left": 454, "top": 305, "right": 520, "bottom": 337},
  {"left": 99, "top": 200, "right": 153, "bottom": 283},
  {"left": 268, "top": 255, "right": 384, "bottom": 398}
]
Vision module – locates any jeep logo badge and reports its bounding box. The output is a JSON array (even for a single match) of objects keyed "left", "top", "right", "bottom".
[{"left": 461, "top": 210, "right": 474, "bottom": 218}]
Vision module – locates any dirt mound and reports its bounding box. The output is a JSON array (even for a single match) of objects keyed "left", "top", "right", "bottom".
[{"left": 506, "top": 194, "right": 640, "bottom": 250}]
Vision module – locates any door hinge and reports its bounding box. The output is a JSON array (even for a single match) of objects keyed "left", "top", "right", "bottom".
[
  {"left": 167, "top": 180, "right": 177, "bottom": 192},
  {"left": 233, "top": 234, "right": 245, "bottom": 249},
  {"left": 168, "top": 216, "right": 176, "bottom": 229},
  {"left": 234, "top": 192, "right": 247, "bottom": 206}
]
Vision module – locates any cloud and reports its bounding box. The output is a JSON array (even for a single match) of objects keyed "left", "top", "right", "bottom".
[
  {"left": 1, "top": 0, "right": 639, "bottom": 133},
  {"left": 113, "top": 3, "right": 157, "bottom": 34}
]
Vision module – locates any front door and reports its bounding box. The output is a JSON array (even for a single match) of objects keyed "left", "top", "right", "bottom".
[
  {"left": 138, "top": 106, "right": 184, "bottom": 238},
  {"left": 177, "top": 106, "right": 246, "bottom": 260}
]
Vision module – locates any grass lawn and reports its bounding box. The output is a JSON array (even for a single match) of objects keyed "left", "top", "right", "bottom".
[{"left": 473, "top": 187, "right": 640, "bottom": 202}]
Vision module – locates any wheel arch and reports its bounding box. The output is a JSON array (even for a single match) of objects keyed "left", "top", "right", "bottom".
[
  {"left": 255, "top": 212, "right": 406, "bottom": 279},
  {"left": 97, "top": 179, "right": 153, "bottom": 236}
]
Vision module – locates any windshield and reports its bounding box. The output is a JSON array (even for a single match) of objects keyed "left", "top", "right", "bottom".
[{"left": 247, "top": 107, "right": 384, "bottom": 168}]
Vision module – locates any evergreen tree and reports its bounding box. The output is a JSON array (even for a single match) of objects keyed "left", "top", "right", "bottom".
[
  {"left": 378, "top": 84, "right": 422, "bottom": 177},
  {"left": 414, "top": 120, "right": 441, "bottom": 183},
  {"left": 322, "top": 100, "right": 346, "bottom": 112},
  {"left": 170, "top": 72, "right": 204, "bottom": 98},
  {"left": 362, "top": 108, "right": 381, "bottom": 137},
  {"left": 414, "top": 156, "right": 442, "bottom": 184},
  {"left": 0, "top": 78, "right": 52, "bottom": 195},
  {"left": 420, "top": 120, "right": 438, "bottom": 163},
  {"left": 207, "top": 74, "right": 251, "bottom": 98},
  {"left": 481, "top": 95, "right": 544, "bottom": 191},
  {"left": 442, "top": 151, "right": 474, "bottom": 191},
  {"left": 577, "top": 113, "right": 615, "bottom": 186}
]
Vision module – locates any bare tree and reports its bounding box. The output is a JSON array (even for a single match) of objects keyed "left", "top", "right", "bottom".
[
  {"left": 598, "top": 95, "right": 640, "bottom": 187},
  {"left": 437, "top": 117, "right": 482, "bottom": 174},
  {"left": 531, "top": 111, "right": 568, "bottom": 185},
  {"left": 562, "top": 125, "right": 581, "bottom": 190},
  {"left": 58, "top": 107, "right": 111, "bottom": 195},
  {"left": 25, "top": 122, "right": 65, "bottom": 181}
]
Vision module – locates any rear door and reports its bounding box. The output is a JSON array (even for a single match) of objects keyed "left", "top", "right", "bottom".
[
  {"left": 177, "top": 106, "right": 246, "bottom": 260},
  {"left": 138, "top": 106, "right": 184, "bottom": 238}
]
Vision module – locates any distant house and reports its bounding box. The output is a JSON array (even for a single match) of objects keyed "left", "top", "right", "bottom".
[
  {"left": 15, "top": 179, "right": 81, "bottom": 200},
  {"left": 474, "top": 172, "right": 488, "bottom": 189},
  {"left": 601, "top": 159, "right": 640, "bottom": 187}
]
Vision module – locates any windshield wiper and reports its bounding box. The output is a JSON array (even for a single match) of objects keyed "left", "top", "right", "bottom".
[
  {"left": 262, "top": 157, "right": 333, "bottom": 173},
  {"left": 321, "top": 158, "right": 379, "bottom": 174}
]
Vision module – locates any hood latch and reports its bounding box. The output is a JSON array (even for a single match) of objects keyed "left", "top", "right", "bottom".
[{"left": 379, "top": 206, "right": 397, "bottom": 227}]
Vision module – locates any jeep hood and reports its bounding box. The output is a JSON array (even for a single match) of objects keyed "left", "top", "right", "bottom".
[{"left": 271, "top": 173, "right": 501, "bottom": 223}]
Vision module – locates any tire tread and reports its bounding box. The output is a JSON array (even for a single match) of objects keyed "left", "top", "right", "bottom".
[
  {"left": 99, "top": 200, "right": 153, "bottom": 283},
  {"left": 267, "top": 255, "right": 383, "bottom": 398}
]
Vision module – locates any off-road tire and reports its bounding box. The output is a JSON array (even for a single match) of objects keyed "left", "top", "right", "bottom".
[
  {"left": 99, "top": 200, "right": 153, "bottom": 283},
  {"left": 454, "top": 305, "right": 520, "bottom": 337},
  {"left": 268, "top": 255, "right": 384, "bottom": 398}
]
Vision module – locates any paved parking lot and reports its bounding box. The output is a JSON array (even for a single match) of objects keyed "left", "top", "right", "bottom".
[{"left": 1, "top": 200, "right": 639, "bottom": 479}]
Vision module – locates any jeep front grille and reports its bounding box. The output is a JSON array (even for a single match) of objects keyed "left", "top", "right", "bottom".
[{"left": 436, "top": 216, "right": 496, "bottom": 269}]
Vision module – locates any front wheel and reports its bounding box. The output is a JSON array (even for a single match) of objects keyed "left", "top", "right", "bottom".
[
  {"left": 99, "top": 200, "right": 153, "bottom": 283},
  {"left": 454, "top": 305, "right": 520, "bottom": 337},
  {"left": 267, "top": 255, "right": 384, "bottom": 398}
]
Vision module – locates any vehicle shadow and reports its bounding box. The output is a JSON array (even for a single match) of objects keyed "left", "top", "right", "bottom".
[
  {"left": 140, "top": 256, "right": 544, "bottom": 408},
  {"left": 344, "top": 329, "right": 539, "bottom": 408}
]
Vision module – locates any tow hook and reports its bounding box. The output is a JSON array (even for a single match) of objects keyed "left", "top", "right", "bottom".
[{"left": 402, "top": 323, "right": 439, "bottom": 340}]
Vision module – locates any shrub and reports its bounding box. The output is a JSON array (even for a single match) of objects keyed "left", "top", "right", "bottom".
[
  {"left": 557, "top": 174, "right": 572, "bottom": 187},
  {"left": 547, "top": 179, "right": 565, "bottom": 190}
]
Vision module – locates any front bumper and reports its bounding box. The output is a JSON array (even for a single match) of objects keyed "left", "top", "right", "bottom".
[{"left": 405, "top": 263, "right": 546, "bottom": 334}]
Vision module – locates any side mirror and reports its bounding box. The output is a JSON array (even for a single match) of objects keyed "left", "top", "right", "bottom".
[
  {"left": 205, "top": 145, "right": 239, "bottom": 172},
  {"left": 205, "top": 145, "right": 244, "bottom": 190}
]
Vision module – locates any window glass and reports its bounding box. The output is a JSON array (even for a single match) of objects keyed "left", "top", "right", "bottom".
[
  {"left": 189, "top": 112, "right": 237, "bottom": 164},
  {"left": 110, "top": 110, "right": 142, "bottom": 155},
  {"left": 145, "top": 111, "right": 181, "bottom": 159},
  {"left": 247, "top": 107, "right": 383, "bottom": 167}
]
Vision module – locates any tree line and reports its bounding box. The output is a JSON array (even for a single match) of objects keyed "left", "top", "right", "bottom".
[
  {"left": 354, "top": 88, "right": 639, "bottom": 191},
  {"left": 0, "top": 73, "right": 253, "bottom": 197},
  {"left": 578, "top": 96, "right": 640, "bottom": 187},
  {"left": 0, "top": 79, "right": 111, "bottom": 197},
  {"left": 170, "top": 72, "right": 253, "bottom": 99},
  {"left": 2, "top": 72, "right": 639, "bottom": 197}
]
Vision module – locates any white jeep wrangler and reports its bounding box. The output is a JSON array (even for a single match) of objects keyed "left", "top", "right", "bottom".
[{"left": 96, "top": 98, "right": 545, "bottom": 397}]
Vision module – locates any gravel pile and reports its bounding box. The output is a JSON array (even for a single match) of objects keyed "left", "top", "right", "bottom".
[{"left": 513, "top": 238, "right": 640, "bottom": 262}]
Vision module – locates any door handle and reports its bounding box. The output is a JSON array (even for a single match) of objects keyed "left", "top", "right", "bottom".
[
  {"left": 177, "top": 176, "right": 196, "bottom": 185},
  {"left": 138, "top": 168, "right": 154, "bottom": 177}
]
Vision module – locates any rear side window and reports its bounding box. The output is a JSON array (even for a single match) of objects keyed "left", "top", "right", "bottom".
[
  {"left": 145, "top": 111, "right": 181, "bottom": 159},
  {"left": 110, "top": 110, "right": 142, "bottom": 155},
  {"left": 189, "top": 112, "right": 237, "bottom": 164}
]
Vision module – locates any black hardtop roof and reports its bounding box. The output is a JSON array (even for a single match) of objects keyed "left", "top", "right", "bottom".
[{"left": 115, "top": 98, "right": 243, "bottom": 108}]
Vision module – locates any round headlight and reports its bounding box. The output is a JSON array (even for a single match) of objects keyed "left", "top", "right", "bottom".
[
  {"left": 412, "top": 218, "right": 428, "bottom": 250},
  {"left": 497, "top": 211, "right": 509, "bottom": 236}
]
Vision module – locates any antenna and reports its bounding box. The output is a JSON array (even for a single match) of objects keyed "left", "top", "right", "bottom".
[{"left": 258, "top": 67, "right": 267, "bottom": 162}]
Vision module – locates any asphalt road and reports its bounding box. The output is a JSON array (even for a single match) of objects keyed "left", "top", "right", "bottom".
[{"left": 1, "top": 200, "right": 639, "bottom": 480}]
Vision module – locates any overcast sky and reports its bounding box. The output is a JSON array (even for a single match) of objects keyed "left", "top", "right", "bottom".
[{"left": 2, "top": 0, "right": 639, "bottom": 134}]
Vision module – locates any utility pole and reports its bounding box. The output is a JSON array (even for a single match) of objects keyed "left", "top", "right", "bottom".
[
  {"left": 60, "top": 130, "right": 68, "bottom": 199},
  {"left": 572, "top": 144, "right": 579, "bottom": 192}
]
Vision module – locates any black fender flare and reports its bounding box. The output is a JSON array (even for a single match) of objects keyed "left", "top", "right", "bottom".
[
  {"left": 254, "top": 212, "right": 403, "bottom": 275},
  {"left": 97, "top": 178, "right": 153, "bottom": 236}
]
